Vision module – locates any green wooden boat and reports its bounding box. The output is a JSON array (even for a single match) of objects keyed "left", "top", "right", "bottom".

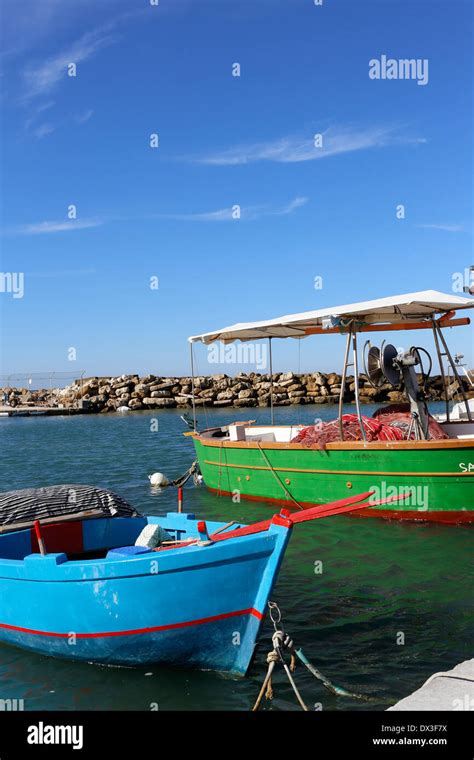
[{"left": 188, "top": 290, "right": 474, "bottom": 524}]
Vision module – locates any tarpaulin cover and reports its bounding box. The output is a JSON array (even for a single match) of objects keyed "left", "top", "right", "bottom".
[
  {"left": 0, "top": 484, "right": 141, "bottom": 527},
  {"left": 189, "top": 290, "right": 473, "bottom": 344}
]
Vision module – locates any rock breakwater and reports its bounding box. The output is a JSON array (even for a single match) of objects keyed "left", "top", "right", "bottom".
[{"left": 1, "top": 371, "right": 472, "bottom": 413}]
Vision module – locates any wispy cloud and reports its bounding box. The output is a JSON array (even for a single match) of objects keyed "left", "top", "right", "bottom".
[
  {"left": 25, "top": 105, "right": 95, "bottom": 139},
  {"left": 189, "top": 125, "right": 424, "bottom": 166},
  {"left": 6, "top": 219, "right": 105, "bottom": 236},
  {"left": 35, "top": 100, "right": 55, "bottom": 115},
  {"left": 21, "top": 26, "right": 118, "bottom": 101},
  {"left": 152, "top": 196, "right": 309, "bottom": 222},
  {"left": 31, "top": 122, "right": 57, "bottom": 139},
  {"left": 24, "top": 100, "right": 55, "bottom": 129},
  {"left": 416, "top": 223, "right": 466, "bottom": 233},
  {"left": 5, "top": 197, "right": 307, "bottom": 235},
  {"left": 76, "top": 109, "right": 94, "bottom": 124},
  {"left": 1, "top": 0, "right": 102, "bottom": 59}
]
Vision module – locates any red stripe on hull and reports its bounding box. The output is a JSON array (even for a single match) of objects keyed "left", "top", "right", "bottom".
[
  {"left": 207, "top": 487, "right": 474, "bottom": 524},
  {"left": 0, "top": 607, "right": 263, "bottom": 639}
]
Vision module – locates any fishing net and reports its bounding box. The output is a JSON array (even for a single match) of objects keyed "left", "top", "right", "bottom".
[
  {"left": 291, "top": 408, "right": 448, "bottom": 448},
  {"left": 373, "top": 404, "right": 449, "bottom": 441}
]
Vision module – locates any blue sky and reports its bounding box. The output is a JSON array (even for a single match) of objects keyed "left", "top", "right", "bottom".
[{"left": 0, "top": 0, "right": 472, "bottom": 379}]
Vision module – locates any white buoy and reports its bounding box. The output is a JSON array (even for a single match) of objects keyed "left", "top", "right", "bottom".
[
  {"left": 117, "top": 406, "right": 130, "bottom": 413},
  {"left": 148, "top": 472, "right": 169, "bottom": 487}
]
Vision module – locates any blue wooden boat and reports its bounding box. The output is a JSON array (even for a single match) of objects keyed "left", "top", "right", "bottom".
[{"left": 0, "top": 489, "right": 400, "bottom": 675}]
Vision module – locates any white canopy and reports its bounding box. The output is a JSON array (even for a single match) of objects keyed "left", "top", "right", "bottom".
[{"left": 188, "top": 290, "right": 473, "bottom": 344}]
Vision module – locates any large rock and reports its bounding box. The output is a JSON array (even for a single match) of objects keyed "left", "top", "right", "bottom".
[
  {"left": 112, "top": 379, "right": 134, "bottom": 392},
  {"left": 233, "top": 398, "right": 257, "bottom": 407},
  {"left": 360, "top": 387, "right": 379, "bottom": 398},
  {"left": 238, "top": 389, "right": 256, "bottom": 399},
  {"left": 287, "top": 383, "right": 303, "bottom": 393},
  {"left": 387, "top": 391, "right": 405, "bottom": 402},
  {"left": 288, "top": 389, "right": 305, "bottom": 398},
  {"left": 200, "top": 389, "right": 217, "bottom": 400},
  {"left": 149, "top": 381, "right": 175, "bottom": 392},
  {"left": 272, "top": 393, "right": 288, "bottom": 402},
  {"left": 217, "top": 389, "right": 235, "bottom": 401},
  {"left": 79, "top": 381, "right": 98, "bottom": 398},
  {"left": 255, "top": 381, "right": 272, "bottom": 391},
  {"left": 140, "top": 374, "right": 157, "bottom": 384}
]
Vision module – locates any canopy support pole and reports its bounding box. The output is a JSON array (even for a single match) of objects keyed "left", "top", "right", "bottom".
[
  {"left": 431, "top": 319, "right": 450, "bottom": 422},
  {"left": 352, "top": 331, "right": 366, "bottom": 441},
  {"left": 338, "top": 327, "right": 366, "bottom": 442},
  {"left": 269, "top": 338, "right": 274, "bottom": 426},
  {"left": 434, "top": 321, "right": 472, "bottom": 422},
  {"left": 338, "top": 330, "right": 352, "bottom": 441},
  {"left": 189, "top": 342, "right": 197, "bottom": 431}
]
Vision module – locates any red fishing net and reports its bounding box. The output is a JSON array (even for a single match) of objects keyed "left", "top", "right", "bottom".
[
  {"left": 373, "top": 404, "right": 448, "bottom": 441},
  {"left": 291, "top": 407, "right": 448, "bottom": 448}
]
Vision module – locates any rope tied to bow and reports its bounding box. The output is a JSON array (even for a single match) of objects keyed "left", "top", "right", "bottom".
[{"left": 252, "top": 601, "right": 376, "bottom": 711}]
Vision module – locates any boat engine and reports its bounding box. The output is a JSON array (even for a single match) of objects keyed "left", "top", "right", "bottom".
[{"left": 364, "top": 341, "right": 433, "bottom": 439}]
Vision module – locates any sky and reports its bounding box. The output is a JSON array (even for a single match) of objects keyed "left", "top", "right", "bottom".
[{"left": 0, "top": 0, "right": 472, "bottom": 381}]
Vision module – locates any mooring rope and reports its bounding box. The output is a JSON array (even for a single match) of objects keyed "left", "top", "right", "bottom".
[
  {"left": 256, "top": 443, "right": 305, "bottom": 510},
  {"left": 253, "top": 601, "right": 376, "bottom": 711},
  {"left": 169, "top": 461, "right": 201, "bottom": 488}
]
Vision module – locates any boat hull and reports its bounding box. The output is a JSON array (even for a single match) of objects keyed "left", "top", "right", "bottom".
[
  {"left": 0, "top": 515, "right": 291, "bottom": 674},
  {"left": 192, "top": 436, "right": 474, "bottom": 523},
  {"left": 0, "top": 607, "right": 263, "bottom": 673}
]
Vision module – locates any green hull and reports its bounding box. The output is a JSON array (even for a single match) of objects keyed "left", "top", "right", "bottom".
[{"left": 193, "top": 436, "right": 474, "bottom": 524}]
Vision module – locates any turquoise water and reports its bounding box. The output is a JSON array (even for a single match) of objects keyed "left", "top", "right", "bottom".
[{"left": 0, "top": 405, "right": 472, "bottom": 711}]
